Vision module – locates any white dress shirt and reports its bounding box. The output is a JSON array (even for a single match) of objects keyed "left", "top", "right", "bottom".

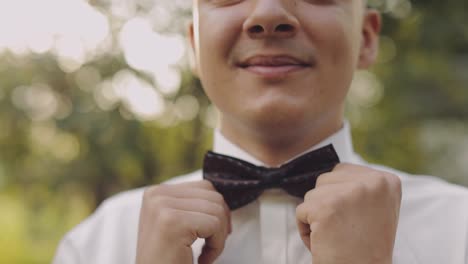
[{"left": 53, "top": 124, "right": 468, "bottom": 264}]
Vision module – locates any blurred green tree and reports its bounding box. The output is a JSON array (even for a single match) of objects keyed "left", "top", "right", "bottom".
[{"left": 0, "top": 0, "right": 466, "bottom": 263}]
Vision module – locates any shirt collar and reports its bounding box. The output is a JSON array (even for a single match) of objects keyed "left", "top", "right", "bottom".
[{"left": 213, "top": 121, "right": 356, "bottom": 167}]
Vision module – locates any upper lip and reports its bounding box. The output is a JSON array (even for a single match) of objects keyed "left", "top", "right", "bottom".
[{"left": 237, "top": 55, "right": 312, "bottom": 68}]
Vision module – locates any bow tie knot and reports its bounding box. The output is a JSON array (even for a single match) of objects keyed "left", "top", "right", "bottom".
[
  {"left": 260, "top": 169, "right": 286, "bottom": 188},
  {"left": 203, "top": 144, "right": 340, "bottom": 210}
]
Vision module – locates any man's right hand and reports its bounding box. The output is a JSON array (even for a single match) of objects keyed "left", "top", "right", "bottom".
[{"left": 135, "top": 180, "right": 231, "bottom": 264}]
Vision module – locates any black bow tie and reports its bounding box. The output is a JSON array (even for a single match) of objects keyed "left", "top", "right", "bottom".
[{"left": 203, "top": 144, "right": 340, "bottom": 210}]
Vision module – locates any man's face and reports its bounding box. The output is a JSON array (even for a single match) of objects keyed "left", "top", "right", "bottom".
[{"left": 190, "top": 0, "right": 380, "bottom": 135}]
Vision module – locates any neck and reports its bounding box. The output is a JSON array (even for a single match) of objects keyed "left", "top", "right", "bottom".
[{"left": 219, "top": 115, "right": 344, "bottom": 167}]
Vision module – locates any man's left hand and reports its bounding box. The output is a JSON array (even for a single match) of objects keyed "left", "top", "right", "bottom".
[{"left": 296, "top": 163, "right": 402, "bottom": 264}]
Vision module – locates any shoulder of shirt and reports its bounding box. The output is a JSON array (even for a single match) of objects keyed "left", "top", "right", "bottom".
[
  {"left": 69, "top": 170, "right": 203, "bottom": 231},
  {"left": 353, "top": 154, "right": 468, "bottom": 198},
  {"left": 359, "top": 155, "right": 468, "bottom": 251},
  {"left": 60, "top": 170, "right": 203, "bottom": 253},
  {"left": 355, "top": 156, "right": 468, "bottom": 263}
]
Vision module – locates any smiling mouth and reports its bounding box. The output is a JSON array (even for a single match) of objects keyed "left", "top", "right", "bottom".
[{"left": 237, "top": 55, "right": 312, "bottom": 79}]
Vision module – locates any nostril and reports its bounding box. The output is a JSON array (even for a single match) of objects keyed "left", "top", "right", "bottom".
[
  {"left": 249, "top": 25, "right": 264, "bottom": 34},
  {"left": 275, "top": 24, "right": 294, "bottom": 32}
]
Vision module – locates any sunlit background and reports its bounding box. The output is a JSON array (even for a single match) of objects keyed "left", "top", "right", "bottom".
[{"left": 0, "top": 0, "right": 467, "bottom": 263}]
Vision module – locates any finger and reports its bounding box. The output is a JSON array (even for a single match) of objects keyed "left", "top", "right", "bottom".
[
  {"left": 145, "top": 183, "right": 233, "bottom": 234},
  {"left": 169, "top": 180, "right": 217, "bottom": 190},
  {"left": 159, "top": 180, "right": 216, "bottom": 191},
  {"left": 296, "top": 202, "right": 314, "bottom": 226},
  {"left": 147, "top": 183, "right": 225, "bottom": 204},
  {"left": 172, "top": 210, "right": 226, "bottom": 252},
  {"left": 157, "top": 197, "right": 226, "bottom": 216},
  {"left": 198, "top": 232, "right": 226, "bottom": 264},
  {"left": 156, "top": 197, "right": 230, "bottom": 236},
  {"left": 185, "top": 211, "right": 227, "bottom": 264},
  {"left": 316, "top": 163, "right": 376, "bottom": 186},
  {"left": 157, "top": 182, "right": 232, "bottom": 232},
  {"left": 317, "top": 165, "right": 402, "bottom": 200},
  {"left": 296, "top": 200, "right": 329, "bottom": 253},
  {"left": 296, "top": 202, "right": 324, "bottom": 251},
  {"left": 186, "top": 181, "right": 232, "bottom": 230},
  {"left": 295, "top": 204, "right": 312, "bottom": 250},
  {"left": 304, "top": 182, "right": 344, "bottom": 202}
]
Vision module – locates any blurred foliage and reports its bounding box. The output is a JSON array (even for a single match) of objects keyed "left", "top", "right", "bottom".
[{"left": 0, "top": 0, "right": 467, "bottom": 263}]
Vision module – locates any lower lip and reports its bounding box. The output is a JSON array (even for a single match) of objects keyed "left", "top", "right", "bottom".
[{"left": 242, "top": 65, "right": 308, "bottom": 79}]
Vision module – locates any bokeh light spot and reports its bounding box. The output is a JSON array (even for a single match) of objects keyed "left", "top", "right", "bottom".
[
  {"left": 174, "top": 95, "right": 200, "bottom": 121},
  {"left": 349, "top": 71, "right": 385, "bottom": 108},
  {"left": 112, "top": 70, "right": 165, "bottom": 121}
]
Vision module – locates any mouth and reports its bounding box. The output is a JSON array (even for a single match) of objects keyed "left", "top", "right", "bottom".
[{"left": 237, "top": 55, "right": 313, "bottom": 79}]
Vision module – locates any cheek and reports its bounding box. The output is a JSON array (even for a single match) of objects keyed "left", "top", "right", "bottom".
[
  {"left": 299, "top": 7, "right": 360, "bottom": 67},
  {"left": 197, "top": 9, "right": 244, "bottom": 73},
  {"left": 195, "top": 8, "right": 246, "bottom": 110},
  {"left": 307, "top": 16, "right": 359, "bottom": 101},
  {"left": 326, "top": 29, "right": 356, "bottom": 68}
]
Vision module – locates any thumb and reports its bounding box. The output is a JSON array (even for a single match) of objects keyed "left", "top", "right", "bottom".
[
  {"left": 198, "top": 235, "right": 225, "bottom": 264},
  {"left": 296, "top": 218, "right": 311, "bottom": 251}
]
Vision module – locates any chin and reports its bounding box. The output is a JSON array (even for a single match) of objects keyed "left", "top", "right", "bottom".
[{"left": 246, "top": 106, "right": 310, "bottom": 132}]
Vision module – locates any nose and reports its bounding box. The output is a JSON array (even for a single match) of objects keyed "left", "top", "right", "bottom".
[{"left": 243, "top": 0, "right": 299, "bottom": 39}]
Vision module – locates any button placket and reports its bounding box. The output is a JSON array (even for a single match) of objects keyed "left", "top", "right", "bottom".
[{"left": 259, "top": 193, "right": 287, "bottom": 264}]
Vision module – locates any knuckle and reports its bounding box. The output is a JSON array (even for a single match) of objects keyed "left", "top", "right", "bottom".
[
  {"left": 374, "top": 173, "right": 390, "bottom": 190},
  {"left": 156, "top": 208, "right": 178, "bottom": 227},
  {"left": 316, "top": 172, "right": 331, "bottom": 186},
  {"left": 374, "top": 171, "right": 401, "bottom": 192},
  {"left": 365, "top": 170, "right": 402, "bottom": 202},
  {"left": 350, "top": 181, "right": 367, "bottom": 196},
  {"left": 213, "top": 192, "right": 224, "bottom": 203},
  {"left": 143, "top": 186, "right": 158, "bottom": 199},
  {"left": 386, "top": 174, "right": 402, "bottom": 199},
  {"left": 142, "top": 186, "right": 163, "bottom": 207},
  {"left": 142, "top": 190, "right": 152, "bottom": 204},
  {"left": 334, "top": 162, "right": 349, "bottom": 170},
  {"left": 209, "top": 216, "right": 222, "bottom": 232},
  {"left": 150, "top": 195, "right": 169, "bottom": 210},
  {"left": 295, "top": 203, "right": 306, "bottom": 217},
  {"left": 309, "top": 202, "right": 321, "bottom": 213},
  {"left": 143, "top": 184, "right": 169, "bottom": 198},
  {"left": 304, "top": 189, "right": 317, "bottom": 201},
  {"left": 317, "top": 201, "right": 339, "bottom": 220},
  {"left": 212, "top": 192, "right": 225, "bottom": 205},
  {"left": 387, "top": 173, "right": 402, "bottom": 190},
  {"left": 297, "top": 202, "right": 318, "bottom": 223},
  {"left": 309, "top": 228, "right": 319, "bottom": 244},
  {"left": 327, "top": 197, "right": 343, "bottom": 210},
  {"left": 211, "top": 203, "right": 225, "bottom": 218},
  {"left": 202, "top": 180, "right": 215, "bottom": 189}
]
